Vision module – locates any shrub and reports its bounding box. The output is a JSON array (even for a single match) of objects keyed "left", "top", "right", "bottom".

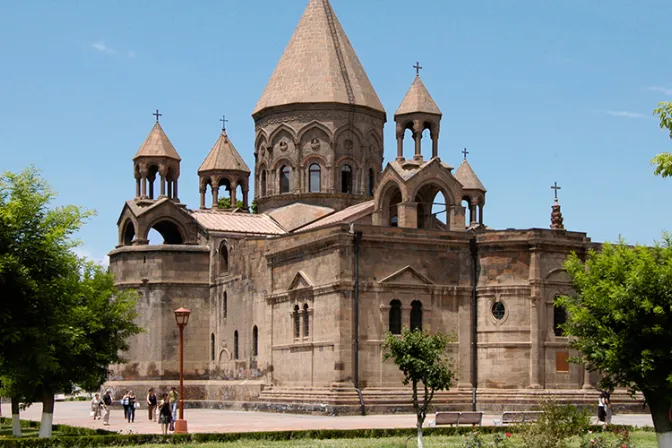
[{"left": 519, "top": 400, "right": 591, "bottom": 448}]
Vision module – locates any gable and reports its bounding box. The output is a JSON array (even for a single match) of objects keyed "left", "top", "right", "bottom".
[
  {"left": 288, "top": 271, "right": 314, "bottom": 291},
  {"left": 378, "top": 265, "right": 434, "bottom": 286}
]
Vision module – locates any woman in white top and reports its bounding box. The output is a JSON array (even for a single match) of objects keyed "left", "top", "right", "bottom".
[{"left": 90, "top": 393, "right": 102, "bottom": 420}]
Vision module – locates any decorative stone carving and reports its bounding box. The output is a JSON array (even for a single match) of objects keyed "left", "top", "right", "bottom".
[
  {"left": 551, "top": 199, "right": 565, "bottom": 230},
  {"left": 344, "top": 139, "right": 354, "bottom": 150},
  {"left": 310, "top": 138, "right": 321, "bottom": 150},
  {"left": 279, "top": 141, "right": 288, "bottom": 152}
]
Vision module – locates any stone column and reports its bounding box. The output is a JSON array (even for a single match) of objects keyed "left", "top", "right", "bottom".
[
  {"left": 212, "top": 186, "right": 219, "bottom": 210},
  {"left": 413, "top": 133, "right": 422, "bottom": 161},
  {"left": 529, "top": 247, "right": 543, "bottom": 389},
  {"left": 199, "top": 189, "right": 206, "bottom": 209},
  {"left": 141, "top": 176, "right": 147, "bottom": 198},
  {"left": 159, "top": 174, "right": 166, "bottom": 198},
  {"left": 469, "top": 203, "right": 477, "bottom": 224},
  {"left": 431, "top": 132, "right": 439, "bottom": 159},
  {"left": 173, "top": 178, "right": 179, "bottom": 202},
  {"left": 396, "top": 137, "right": 404, "bottom": 161},
  {"left": 398, "top": 201, "right": 418, "bottom": 228},
  {"left": 479, "top": 204, "right": 484, "bottom": 225},
  {"left": 582, "top": 364, "right": 593, "bottom": 389},
  {"left": 135, "top": 177, "right": 141, "bottom": 198},
  {"left": 243, "top": 188, "right": 249, "bottom": 209},
  {"left": 148, "top": 177, "right": 154, "bottom": 199},
  {"left": 231, "top": 180, "right": 238, "bottom": 205}
]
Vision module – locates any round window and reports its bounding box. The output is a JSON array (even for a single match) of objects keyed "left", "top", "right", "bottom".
[{"left": 491, "top": 301, "right": 505, "bottom": 320}]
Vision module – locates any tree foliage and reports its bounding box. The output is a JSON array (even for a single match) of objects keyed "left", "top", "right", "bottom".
[
  {"left": 383, "top": 328, "right": 455, "bottom": 448},
  {"left": 651, "top": 101, "right": 672, "bottom": 177},
  {"left": 557, "top": 237, "right": 672, "bottom": 441},
  {"left": 0, "top": 167, "right": 142, "bottom": 437}
]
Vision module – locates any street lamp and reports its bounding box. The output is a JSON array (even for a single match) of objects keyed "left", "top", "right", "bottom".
[{"left": 174, "top": 306, "right": 191, "bottom": 434}]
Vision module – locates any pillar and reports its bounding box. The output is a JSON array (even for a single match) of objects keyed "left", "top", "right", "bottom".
[
  {"left": 212, "top": 186, "right": 219, "bottom": 210},
  {"left": 199, "top": 189, "right": 206, "bottom": 209},
  {"left": 529, "top": 247, "right": 543, "bottom": 389},
  {"left": 431, "top": 133, "right": 439, "bottom": 159},
  {"left": 479, "top": 204, "right": 484, "bottom": 225},
  {"left": 159, "top": 174, "right": 166, "bottom": 198},
  {"left": 243, "top": 188, "right": 249, "bottom": 209},
  {"left": 135, "top": 177, "right": 141, "bottom": 198},
  {"left": 148, "top": 177, "right": 154, "bottom": 199},
  {"left": 231, "top": 180, "right": 238, "bottom": 205},
  {"left": 397, "top": 201, "right": 418, "bottom": 229},
  {"left": 582, "top": 364, "right": 593, "bottom": 389},
  {"left": 470, "top": 202, "right": 477, "bottom": 224},
  {"left": 413, "top": 132, "right": 422, "bottom": 161},
  {"left": 141, "top": 176, "right": 147, "bottom": 198},
  {"left": 396, "top": 137, "right": 404, "bottom": 161},
  {"left": 173, "top": 179, "right": 179, "bottom": 202}
]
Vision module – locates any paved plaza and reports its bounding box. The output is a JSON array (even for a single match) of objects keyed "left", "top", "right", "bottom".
[{"left": 9, "top": 401, "right": 654, "bottom": 435}]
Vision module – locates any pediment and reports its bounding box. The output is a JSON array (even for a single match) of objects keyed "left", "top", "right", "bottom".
[
  {"left": 378, "top": 265, "right": 434, "bottom": 286},
  {"left": 288, "top": 271, "right": 314, "bottom": 291},
  {"left": 546, "top": 268, "right": 571, "bottom": 283}
]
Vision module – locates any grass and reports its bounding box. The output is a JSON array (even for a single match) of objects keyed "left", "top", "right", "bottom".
[
  {"left": 0, "top": 428, "right": 67, "bottom": 438},
  {"left": 104, "top": 431, "right": 659, "bottom": 448}
]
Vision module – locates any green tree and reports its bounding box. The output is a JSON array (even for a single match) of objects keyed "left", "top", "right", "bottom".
[
  {"left": 217, "top": 197, "right": 248, "bottom": 211},
  {"left": 557, "top": 238, "right": 672, "bottom": 448},
  {"left": 382, "top": 328, "right": 455, "bottom": 448},
  {"left": 0, "top": 167, "right": 141, "bottom": 437},
  {"left": 651, "top": 101, "right": 672, "bottom": 177}
]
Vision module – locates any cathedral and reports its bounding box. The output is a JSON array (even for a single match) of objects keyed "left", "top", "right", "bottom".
[{"left": 107, "top": 0, "right": 608, "bottom": 413}]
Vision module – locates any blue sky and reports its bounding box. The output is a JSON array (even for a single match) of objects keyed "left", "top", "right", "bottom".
[{"left": 2, "top": 0, "right": 671, "bottom": 264}]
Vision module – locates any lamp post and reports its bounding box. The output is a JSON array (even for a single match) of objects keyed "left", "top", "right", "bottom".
[{"left": 174, "top": 306, "right": 191, "bottom": 434}]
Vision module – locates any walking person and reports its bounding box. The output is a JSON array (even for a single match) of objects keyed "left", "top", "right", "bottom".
[
  {"left": 90, "top": 393, "right": 102, "bottom": 420},
  {"left": 605, "top": 390, "right": 613, "bottom": 425},
  {"left": 597, "top": 390, "right": 608, "bottom": 425},
  {"left": 158, "top": 394, "right": 172, "bottom": 435},
  {"left": 168, "top": 387, "right": 179, "bottom": 423},
  {"left": 146, "top": 388, "right": 157, "bottom": 422},
  {"left": 102, "top": 390, "right": 112, "bottom": 426},
  {"left": 127, "top": 390, "right": 137, "bottom": 423},
  {"left": 121, "top": 391, "right": 130, "bottom": 421}
]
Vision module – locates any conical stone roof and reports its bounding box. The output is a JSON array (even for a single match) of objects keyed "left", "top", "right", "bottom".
[
  {"left": 198, "top": 130, "right": 250, "bottom": 174},
  {"left": 253, "top": 0, "right": 385, "bottom": 116},
  {"left": 455, "top": 159, "right": 486, "bottom": 191},
  {"left": 395, "top": 75, "right": 442, "bottom": 117},
  {"left": 133, "top": 122, "right": 181, "bottom": 161}
]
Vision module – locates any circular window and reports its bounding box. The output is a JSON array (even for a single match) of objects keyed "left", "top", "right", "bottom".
[{"left": 491, "top": 301, "right": 506, "bottom": 320}]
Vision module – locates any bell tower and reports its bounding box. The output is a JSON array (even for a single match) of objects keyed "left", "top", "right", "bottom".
[
  {"left": 252, "top": 0, "right": 386, "bottom": 213},
  {"left": 132, "top": 110, "right": 181, "bottom": 204}
]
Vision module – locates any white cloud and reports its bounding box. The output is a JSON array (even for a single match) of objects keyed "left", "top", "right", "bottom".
[
  {"left": 598, "top": 109, "right": 647, "bottom": 119},
  {"left": 649, "top": 86, "right": 672, "bottom": 95},
  {"left": 91, "top": 41, "right": 116, "bottom": 55},
  {"left": 72, "top": 246, "right": 110, "bottom": 268}
]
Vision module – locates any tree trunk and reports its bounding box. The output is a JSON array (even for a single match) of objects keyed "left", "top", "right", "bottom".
[
  {"left": 643, "top": 390, "right": 672, "bottom": 448},
  {"left": 11, "top": 398, "right": 21, "bottom": 437},
  {"left": 38, "top": 392, "right": 55, "bottom": 438},
  {"left": 416, "top": 413, "right": 425, "bottom": 448}
]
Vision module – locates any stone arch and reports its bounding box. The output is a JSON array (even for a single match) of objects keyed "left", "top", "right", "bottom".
[
  {"left": 144, "top": 217, "right": 186, "bottom": 245},
  {"left": 411, "top": 178, "right": 457, "bottom": 207},
  {"left": 377, "top": 180, "right": 403, "bottom": 227},
  {"left": 255, "top": 130, "right": 269, "bottom": 151},
  {"left": 297, "top": 121, "right": 333, "bottom": 146},
  {"left": 303, "top": 155, "right": 328, "bottom": 194},
  {"left": 410, "top": 299, "right": 423, "bottom": 331},
  {"left": 367, "top": 129, "right": 382, "bottom": 153},
  {"left": 268, "top": 123, "right": 297, "bottom": 144},
  {"left": 414, "top": 181, "right": 457, "bottom": 230},
  {"left": 258, "top": 164, "right": 268, "bottom": 197},
  {"left": 219, "top": 240, "right": 229, "bottom": 275},
  {"left": 145, "top": 163, "right": 160, "bottom": 200},
  {"left": 269, "top": 124, "right": 297, "bottom": 156},
  {"left": 334, "top": 124, "right": 366, "bottom": 148},
  {"left": 120, "top": 218, "right": 137, "bottom": 246},
  {"left": 218, "top": 348, "right": 230, "bottom": 363}
]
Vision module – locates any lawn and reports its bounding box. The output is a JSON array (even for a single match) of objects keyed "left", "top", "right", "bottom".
[{"left": 107, "top": 431, "right": 658, "bottom": 448}]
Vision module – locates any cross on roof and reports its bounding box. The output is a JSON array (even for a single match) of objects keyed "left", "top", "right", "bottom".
[
  {"left": 413, "top": 61, "right": 423, "bottom": 76},
  {"left": 462, "top": 148, "right": 469, "bottom": 160},
  {"left": 153, "top": 109, "right": 162, "bottom": 123},
  {"left": 551, "top": 181, "right": 562, "bottom": 200},
  {"left": 220, "top": 115, "right": 228, "bottom": 131}
]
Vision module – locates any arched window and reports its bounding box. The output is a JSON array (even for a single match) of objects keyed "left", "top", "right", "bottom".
[
  {"left": 389, "top": 299, "right": 402, "bottom": 335},
  {"left": 309, "top": 164, "right": 321, "bottom": 192},
  {"left": 293, "top": 305, "right": 300, "bottom": 339},
  {"left": 280, "top": 165, "right": 291, "bottom": 193},
  {"left": 147, "top": 220, "right": 183, "bottom": 245},
  {"left": 554, "top": 303, "right": 567, "bottom": 337},
  {"left": 261, "top": 170, "right": 267, "bottom": 196},
  {"left": 220, "top": 243, "right": 229, "bottom": 274},
  {"left": 252, "top": 325, "right": 258, "bottom": 357},
  {"left": 210, "top": 333, "right": 215, "bottom": 361},
  {"left": 223, "top": 291, "right": 227, "bottom": 319},
  {"left": 341, "top": 165, "right": 353, "bottom": 193},
  {"left": 303, "top": 303, "right": 310, "bottom": 337},
  {"left": 233, "top": 330, "right": 239, "bottom": 360},
  {"left": 122, "top": 220, "right": 136, "bottom": 246},
  {"left": 368, "top": 168, "right": 375, "bottom": 196},
  {"left": 410, "top": 300, "right": 423, "bottom": 331}
]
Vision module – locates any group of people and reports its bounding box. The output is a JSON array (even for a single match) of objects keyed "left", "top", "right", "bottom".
[
  {"left": 597, "top": 390, "right": 613, "bottom": 425},
  {"left": 89, "top": 387, "right": 179, "bottom": 433}
]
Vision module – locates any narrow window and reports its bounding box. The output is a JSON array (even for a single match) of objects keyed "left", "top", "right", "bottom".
[
  {"left": 390, "top": 215, "right": 399, "bottom": 227},
  {"left": 341, "top": 165, "right": 353, "bottom": 193},
  {"left": 261, "top": 170, "right": 267, "bottom": 196},
  {"left": 220, "top": 243, "right": 229, "bottom": 274},
  {"left": 210, "top": 333, "right": 215, "bottom": 361},
  {"left": 293, "top": 305, "right": 300, "bottom": 339},
  {"left": 368, "top": 168, "right": 375, "bottom": 196},
  {"left": 233, "top": 330, "right": 239, "bottom": 360},
  {"left": 252, "top": 325, "right": 258, "bottom": 357},
  {"left": 280, "top": 165, "right": 291, "bottom": 193},
  {"left": 309, "top": 164, "right": 321, "bottom": 192},
  {"left": 410, "top": 300, "right": 422, "bottom": 331},
  {"left": 223, "top": 291, "right": 227, "bottom": 319},
  {"left": 492, "top": 301, "right": 506, "bottom": 320},
  {"left": 303, "top": 303, "right": 310, "bottom": 337},
  {"left": 554, "top": 304, "right": 567, "bottom": 337},
  {"left": 389, "top": 299, "right": 402, "bottom": 335}
]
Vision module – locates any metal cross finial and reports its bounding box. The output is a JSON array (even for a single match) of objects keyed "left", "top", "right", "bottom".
[
  {"left": 413, "top": 61, "right": 423, "bottom": 76},
  {"left": 153, "top": 109, "right": 162, "bottom": 123},
  {"left": 462, "top": 148, "right": 469, "bottom": 160},
  {"left": 220, "top": 115, "right": 228, "bottom": 131},
  {"left": 551, "top": 181, "right": 562, "bottom": 200}
]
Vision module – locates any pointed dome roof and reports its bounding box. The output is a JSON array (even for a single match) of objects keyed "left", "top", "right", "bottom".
[
  {"left": 133, "top": 122, "right": 181, "bottom": 161},
  {"left": 395, "top": 75, "right": 442, "bottom": 117},
  {"left": 198, "top": 129, "right": 250, "bottom": 174},
  {"left": 455, "top": 159, "right": 486, "bottom": 192},
  {"left": 252, "top": 0, "right": 385, "bottom": 116}
]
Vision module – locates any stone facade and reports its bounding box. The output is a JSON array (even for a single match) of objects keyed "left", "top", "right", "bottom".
[{"left": 106, "top": 0, "right": 631, "bottom": 413}]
